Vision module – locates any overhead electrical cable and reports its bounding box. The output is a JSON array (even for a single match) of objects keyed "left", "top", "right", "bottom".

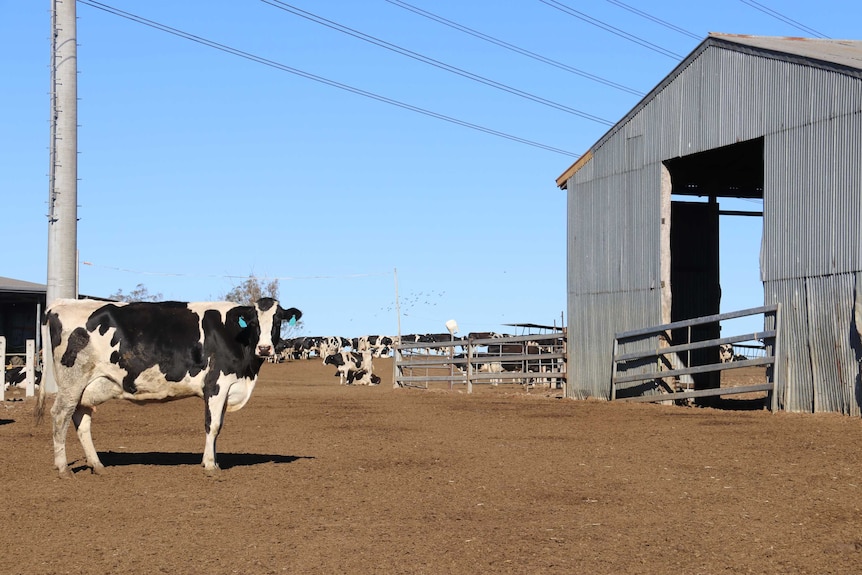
[
  {"left": 79, "top": 260, "right": 391, "bottom": 281},
  {"left": 537, "top": 0, "right": 684, "bottom": 59},
  {"left": 75, "top": 0, "right": 581, "bottom": 157},
  {"left": 261, "top": 0, "right": 614, "bottom": 126},
  {"left": 738, "top": 0, "right": 829, "bottom": 38},
  {"left": 603, "top": 0, "right": 701, "bottom": 40},
  {"left": 385, "top": 0, "right": 644, "bottom": 97}
]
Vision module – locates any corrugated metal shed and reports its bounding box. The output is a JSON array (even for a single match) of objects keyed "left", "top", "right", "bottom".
[{"left": 559, "top": 33, "right": 862, "bottom": 414}]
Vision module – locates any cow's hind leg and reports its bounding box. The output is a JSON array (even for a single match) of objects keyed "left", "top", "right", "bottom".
[
  {"left": 73, "top": 406, "right": 105, "bottom": 475},
  {"left": 50, "top": 394, "right": 78, "bottom": 478}
]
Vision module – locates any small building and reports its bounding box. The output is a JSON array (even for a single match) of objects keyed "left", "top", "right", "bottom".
[
  {"left": 0, "top": 276, "right": 48, "bottom": 356},
  {"left": 557, "top": 34, "right": 862, "bottom": 414},
  {"left": 1, "top": 276, "right": 108, "bottom": 358}
]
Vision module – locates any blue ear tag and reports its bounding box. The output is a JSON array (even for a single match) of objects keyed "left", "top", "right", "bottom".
[
  {"left": 238, "top": 316, "right": 248, "bottom": 329},
  {"left": 289, "top": 315, "right": 297, "bottom": 327}
]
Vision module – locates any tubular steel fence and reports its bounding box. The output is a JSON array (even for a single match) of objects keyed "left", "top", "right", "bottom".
[
  {"left": 611, "top": 304, "right": 781, "bottom": 408},
  {"left": 393, "top": 332, "right": 567, "bottom": 394}
]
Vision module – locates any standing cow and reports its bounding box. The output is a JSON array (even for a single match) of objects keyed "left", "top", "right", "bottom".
[{"left": 35, "top": 297, "right": 301, "bottom": 478}]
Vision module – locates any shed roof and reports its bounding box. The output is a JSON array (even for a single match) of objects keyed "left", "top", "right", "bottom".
[
  {"left": 0, "top": 276, "right": 109, "bottom": 301},
  {"left": 556, "top": 33, "right": 862, "bottom": 188},
  {"left": 0, "top": 276, "right": 46, "bottom": 296}
]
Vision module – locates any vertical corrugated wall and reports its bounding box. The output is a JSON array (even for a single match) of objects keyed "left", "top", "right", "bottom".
[
  {"left": 567, "top": 162, "right": 664, "bottom": 399},
  {"left": 761, "top": 105, "right": 862, "bottom": 413},
  {"left": 566, "top": 42, "right": 862, "bottom": 410},
  {"left": 765, "top": 274, "right": 862, "bottom": 415}
]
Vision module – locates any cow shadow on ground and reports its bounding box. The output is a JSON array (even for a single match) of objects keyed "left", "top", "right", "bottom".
[
  {"left": 0, "top": 418, "right": 14, "bottom": 426},
  {"left": 93, "top": 451, "right": 313, "bottom": 470}
]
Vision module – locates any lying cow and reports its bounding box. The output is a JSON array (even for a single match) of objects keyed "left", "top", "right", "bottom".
[
  {"left": 35, "top": 297, "right": 301, "bottom": 478},
  {"left": 719, "top": 343, "right": 747, "bottom": 363},
  {"left": 5, "top": 365, "right": 42, "bottom": 390},
  {"left": 323, "top": 350, "right": 380, "bottom": 385}
]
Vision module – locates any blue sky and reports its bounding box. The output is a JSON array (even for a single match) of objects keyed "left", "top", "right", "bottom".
[{"left": 2, "top": 1, "right": 857, "bottom": 338}]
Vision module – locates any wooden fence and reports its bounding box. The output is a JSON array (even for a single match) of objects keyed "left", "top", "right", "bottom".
[{"left": 393, "top": 332, "right": 567, "bottom": 394}]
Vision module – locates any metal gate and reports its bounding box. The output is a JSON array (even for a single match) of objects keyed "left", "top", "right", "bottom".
[
  {"left": 394, "top": 332, "right": 567, "bottom": 394},
  {"left": 611, "top": 305, "right": 781, "bottom": 408}
]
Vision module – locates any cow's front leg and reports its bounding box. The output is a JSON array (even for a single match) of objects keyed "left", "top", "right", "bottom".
[
  {"left": 73, "top": 405, "right": 105, "bottom": 475},
  {"left": 202, "top": 390, "right": 229, "bottom": 473}
]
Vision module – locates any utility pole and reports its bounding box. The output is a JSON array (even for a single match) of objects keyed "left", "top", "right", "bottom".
[{"left": 47, "top": 0, "right": 78, "bottom": 306}]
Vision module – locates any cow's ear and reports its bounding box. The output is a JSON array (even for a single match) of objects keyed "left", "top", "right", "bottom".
[{"left": 279, "top": 306, "right": 302, "bottom": 326}]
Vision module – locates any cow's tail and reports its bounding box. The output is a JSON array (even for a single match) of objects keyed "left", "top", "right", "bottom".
[
  {"left": 34, "top": 378, "right": 47, "bottom": 424},
  {"left": 34, "top": 320, "right": 52, "bottom": 425}
]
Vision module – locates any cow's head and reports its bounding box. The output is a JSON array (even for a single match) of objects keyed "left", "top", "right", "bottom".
[{"left": 243, "top": 298, "right": 302, "bottom": 358}]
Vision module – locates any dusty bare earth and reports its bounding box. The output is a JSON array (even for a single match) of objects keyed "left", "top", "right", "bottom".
[{"left": 3, "top": 359, "right": 862, "bottom": 575}]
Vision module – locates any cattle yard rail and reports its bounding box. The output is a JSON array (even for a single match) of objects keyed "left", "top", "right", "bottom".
[
  {"left": 611, "top": 304, "right": 781, "bottom": 409},
  {"left": 2, "top": 336, "right": 39, "bottom": 400},
  {"left": 394, "top": 333, "right": 566, "bottom": 394}
]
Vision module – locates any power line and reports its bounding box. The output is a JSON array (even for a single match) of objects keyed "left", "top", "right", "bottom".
[
  {"left": 75, "top": 0, "right": 582, "bottom": 157},
  {"left": 738, "top": 0, "right": 829, "bottom": 38},
  {"left": 385, "top": 0, "right": 645, "bottom": 97},
  {"left": 537, "top": 0, "right": 684, "bottom": 59},
  {"left": 261, "top": 0, "right": 615, "bottom": 126},
  {"left": 80, "top": 260, "right": 391, "bottom": 281},
  {"left": 604, "top": 0, "right": 701, "bottom": 40}
]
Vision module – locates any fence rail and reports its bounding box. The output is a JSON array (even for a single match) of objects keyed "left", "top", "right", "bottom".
[
  {"left": 394, "top": 332, "right": 567, "bottom": 393},
  {"left": 611, "top": 304, "right": 781, "bottom": 408}
]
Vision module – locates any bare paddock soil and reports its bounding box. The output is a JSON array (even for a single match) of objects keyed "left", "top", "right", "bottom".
[{"left": 3, "top": 359, "right": 862, "bottom": 574}]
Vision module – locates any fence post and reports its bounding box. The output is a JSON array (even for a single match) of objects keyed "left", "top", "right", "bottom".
[
  {"left": 466, "top": 341, "right": 474, "bottom": 394},
  {"left": 771, "top": 304, "right": 782, "bottom": 413},
  {"left": 0, "top": 336, "right": 5, "bottom": 403},
  {"left": 392, "top": 348, "right": 401, "bottom": 389},
  {"left": 25, "top": 340, "right": 36, "bottom": 397}
]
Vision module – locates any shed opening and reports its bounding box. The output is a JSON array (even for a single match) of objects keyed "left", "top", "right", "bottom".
[{"left": 662, "top": 137, "right": 764, "bottom": 393}]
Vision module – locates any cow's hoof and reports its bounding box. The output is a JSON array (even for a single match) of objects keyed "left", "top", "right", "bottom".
[
  {"left": 91, "top": 463, "right": 106, "bottom": 475},
  {"left": 58, "top": 468, "right": 75, "bottom": 480}
]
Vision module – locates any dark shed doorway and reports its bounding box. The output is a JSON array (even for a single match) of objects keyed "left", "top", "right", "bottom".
[{"left": 663, "top": 137, "right": 764, "bottom": 392}]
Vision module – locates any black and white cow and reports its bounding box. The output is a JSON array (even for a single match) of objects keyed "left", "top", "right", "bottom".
[
  {"left": 35, "top": 297, "right": 301, "bottom": 478},
  {"left": 719, "top": 343, "right": 748, "bottom": 363},
  {"left": 323, "top": 350, "right": 380, "bottom": 385},
  {"left": 354, "top": 335, "right": 394, "bottom": 357},
  {"left": 317, "top": 336, "right": 349, "bottom": 359},
  {"left": 5, "top": 365, "right": 42, "bottom": 390}
]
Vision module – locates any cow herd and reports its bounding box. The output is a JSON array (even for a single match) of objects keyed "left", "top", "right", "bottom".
[
  {"left": 275, "top": 335, "right": 396, "bottom": 386},
  {"left": 275, "top": 332, "right": 520, "bottom": 387},
  {"left": 18, "top": 296, "right": 558, "bottom": 477}
]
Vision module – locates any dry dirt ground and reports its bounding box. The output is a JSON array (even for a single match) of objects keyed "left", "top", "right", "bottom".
[{"left": 3, "top": 359, "right": 862, "bottom": 574}]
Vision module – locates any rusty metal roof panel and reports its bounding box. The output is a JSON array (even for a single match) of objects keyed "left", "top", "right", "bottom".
[{"left": 710, "top": 33, "right": 862, "bottom": 74}]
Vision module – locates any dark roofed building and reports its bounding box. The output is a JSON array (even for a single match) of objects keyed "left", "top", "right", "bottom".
[{"left": 0, "top": 276, "right": 48, "bottom": 354}]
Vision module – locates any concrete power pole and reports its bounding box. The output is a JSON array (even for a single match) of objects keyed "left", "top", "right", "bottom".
[{"left": 47, "top": 0, "right": 78, "bottom": 306}]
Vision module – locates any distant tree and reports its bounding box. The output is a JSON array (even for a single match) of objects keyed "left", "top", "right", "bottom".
[
  {"left": 109, "top": 283, "right": 162, "bottom": 303},
  {"left": 222, "top": 275, "right": 279, "bottom": 305}
]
